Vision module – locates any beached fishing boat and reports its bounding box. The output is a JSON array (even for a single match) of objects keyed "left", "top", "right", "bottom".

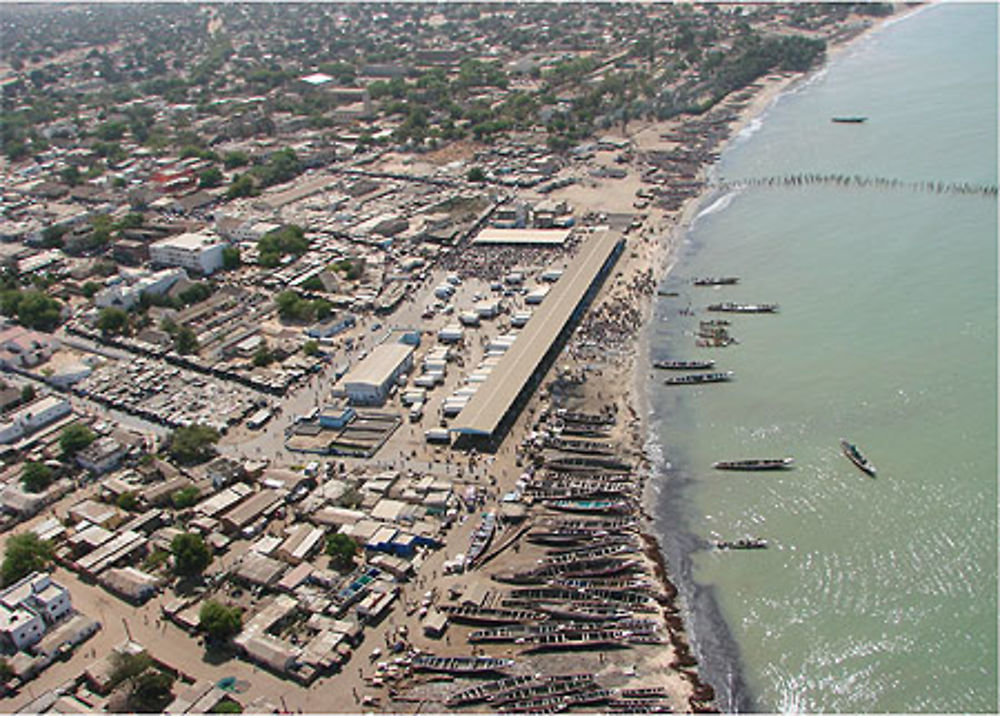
[
  {"left": 619, "top": 687, "right": 670, "bottom": 700},
  {"left": 707, "top": 302, "right": 779, "bottom": 313},
  {"left": 543, "top": 499, "right": 633, "bottom": 515},
  {"left": 544, "top": 436, "right": 616, "bottom": 455},
  {"left": 712, "top": 457, "right": 794, "bottom": 471},
  {"left": 411, "top": 654, "right": 515, "bottom": 674},
  {"left": 466, "top": 512, "right": 497, "bottom": 567},
  {"left": 447, "top": 676, "right": 536, "bottom": 707},
  {"left": 437, "top": 604, "right": 547, "bottom": 626},
  {"left": 517, "top": 629, "right": 632, "bottom": 653},
  {"left": 713, "top": 538, "right": 768, "bottom": 550},
  {"left": 535, "top": 603, "right": 633, "bottom": 622},
  {"left": 693, "top": 276, "right": 739, "bottom": 285},
  {"left": 653, "top": 359, "right": 716, "bottom": 370},
  {"left": 490, "top": 674, "right": 596, "bottom": 706},
  {"left": 544, "top": 455, "right": 632, "bottom": 472},
  {"left": 663, "top": 371, "right": 733, "bottom": 385},
  {"left": 840, "top": 438, "right": 877, "bottom": 476},
  {"left": 556, "top": 409, "right": 615, "bottom": 426},
  {"left": 832, "top": 116, "right": 867, "bottom": 123}
]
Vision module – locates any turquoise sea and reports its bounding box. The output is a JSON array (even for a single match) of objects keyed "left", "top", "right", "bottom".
[{"left": 647, "top": 4, "right": 998, "bottom": 712}]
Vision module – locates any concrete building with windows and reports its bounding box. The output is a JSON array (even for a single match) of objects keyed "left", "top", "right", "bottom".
[
  {"left": 0, "top": 572, "right": 73, "bottom": 651},
  {"left": 149, "top": 230, "right": 226, "bottom": 275},
  {"left": 340, "top": 343, "right": 415, "bottom": 406},
  {"left": 0, "top": 395, "right": 72, "bottom": 444}
]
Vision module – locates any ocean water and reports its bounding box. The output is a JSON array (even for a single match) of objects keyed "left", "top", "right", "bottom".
[{"left": 647, "top": 4, "right": 998, "bottom": 713}]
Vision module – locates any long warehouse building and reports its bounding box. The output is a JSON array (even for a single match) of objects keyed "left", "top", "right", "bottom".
[{"left": 451, "top": 230, "right": 624, "bottom": 447}]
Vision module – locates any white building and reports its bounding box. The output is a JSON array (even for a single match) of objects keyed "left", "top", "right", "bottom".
[
  {"left": 0, "top": 572, "right": 73, "bottom": 651},
  {"left": 340, "top": 343, "right": 415, "bottom": 406},
  {"left": 95, "top": 267, "right": 187, "bottom": 310},
  {"left": 0, "top": 395, "right": 72, "bottom": 444},
  {"left": 149, "top": 231, "right": 226, "bottom": 275}
]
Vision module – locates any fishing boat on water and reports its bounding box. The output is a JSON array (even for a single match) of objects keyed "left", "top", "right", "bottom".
[
  {"left": 663, "top": 371, "right": 733, "bottom": 385},
  {"left": 713, "top": 538, "right": 768, "bottom": 550},
  {"left": 708, "top": 302, "right": 779, "bottom": 313},
  {"left": 411, "top": 654, "right": 515, "bottom": 674},
  {"left": 713, "top": 458, "right": 794, "bottom": 471},
  {"left": 832, "top": 116, "right": 867, "bottom": 123},
  {"left": 840, "top": 439, "right": 877, "bottom": 476},
  {"left": 693, "top": 276, "right": 739, "bottom": 286},
  {"left": 653, "top": 359, "right": 715, "bottom": 370}
]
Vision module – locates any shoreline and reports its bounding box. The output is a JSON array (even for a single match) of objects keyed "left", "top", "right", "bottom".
[{"left": 624, "top": 6, "right": 920, "bottom": 711}]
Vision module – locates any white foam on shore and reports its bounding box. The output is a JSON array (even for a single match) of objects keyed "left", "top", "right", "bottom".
[
  {"left": 693, "top": 189, "right": 740, "bottom": 226},
  {"left": 735, "top": 116, "right": 764, "bottom": 142}
]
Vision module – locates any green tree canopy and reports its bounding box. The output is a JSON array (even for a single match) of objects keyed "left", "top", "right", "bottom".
[
  {"left": 116, "top": 491, "right": 140, "bottom": 511},
  {"left": 0, "top": 289, "right": 63, "bottom": 332},
  {"left": 166, "top": 424, "right": 220, "bottom": 465},
  {"left": 173, "top": 325, "right": 198, "bottom": 355},
  {"left": 325, "top": 532, "right": 357, "bottom": 571},
  {"left": 2, "top": 533, "right": 54, "bottom": 586},
  {"left": 199, "top": 600, "right": 243, "bottom": 642},
  {"left": 170, "top": 532, "right": 211, "bottom": 577},
  {"left": 199, "top": 166, "right": 224, "bottom": 189},
  {"left": 222, "top": 246, "right": 241, "bottom": 270},
  {"left": 21, "top": 461, "right": 53, "bottom": 493},
  {"left": 171, "top": 486, "right": 201, "bottom": 509},
  {"left": 96, "top": 307, "right": 130, "bottom": 337},
  {"left": 60, "top": 423, "right": 96, "bottom": 458}
]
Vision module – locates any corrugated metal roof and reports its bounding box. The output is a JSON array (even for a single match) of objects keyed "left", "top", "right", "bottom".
[
  {"left": 451, "top": 231, "right": 622, "bottom": 437},
  {"left": 341, "top": 343, "right": 414, "bottom": 389}
]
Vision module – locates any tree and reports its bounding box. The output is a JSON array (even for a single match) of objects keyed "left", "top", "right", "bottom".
[
  {"left": 199, "top": 167, "right": 224, "bottom": 189},
  {"left": 210, "top": 700, "right": 243, "bottom": 714},
  {"left": 325, "top": 533, "right": 357, "bottom": 571},
  {"left": 170, "top": 533, "right": 211, "bottom": 577},
  {"left": 129, "top": 670, "right": 175, "bottom": 713},
  {"left": 467, "top": 166, "right": 486, "bottom": 182},
  {"left": 60, "top": 423, "right": 96, "bottom": 458},
  {"left": 82, "top": 281, "right": 101, "bottom": 298},
  {"left": 0, "top": 658, "right": 13, "bottom": 683},
  {"left": 226, "top": 173, "right": 256, "bottom": 199},
  {"left": 173, "top": 325, "right": 198, "bottom": 355},
  {"left": 20, "top": 385, "right": 35, "bottom": 403},
  {"left": 223, "top": 151, "right": 249, "bottom": 169},
  {"left": 166, "top": 424, "right": 220, "bottom": 465},
  {"left": 171, "top": 486, "right": 201, "bottom": 509},
  {"left": 199, "top": 600, "right": 243, "bottom": 642},
  {"left": 222, "top": 247, "right": 241, "bottom": 270},
  {"left": 302, "top": 340, "right": 320, "bottom": 357},
  {"left": 21, "top": 461, "right": 53, "bottom": 493},
  {"left": 97, "top": 307, "right": 130, "bottom": 337},
  {"left": 109, "top": 651, "right": 174, "bottom": 713},
  {"left": 252, "top": 343, "right": 273, "bottom": 367},
  {"left": 2, "top": 533, "right": 54, "bottom": 586},
  {"left": 116, "top": 491, "right": 140, "bottom": 511},
  {"left": 8, "top": 290, "right": 62, "bottom": 331}
]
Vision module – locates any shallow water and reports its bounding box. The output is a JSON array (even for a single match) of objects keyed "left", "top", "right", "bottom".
[{"left": 647, "top": 5, "right": 998, "bottom": 712}]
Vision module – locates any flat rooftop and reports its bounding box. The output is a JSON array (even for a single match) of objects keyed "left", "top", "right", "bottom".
[
  {"left": 451, "top": 230, "right": 622, "bottom": 439},
  {"left": 471, "top": 228, "right": 572, "bottom": 246},
  {"left": 341, "top": 343, "right": 415, "bottom": 389}
]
